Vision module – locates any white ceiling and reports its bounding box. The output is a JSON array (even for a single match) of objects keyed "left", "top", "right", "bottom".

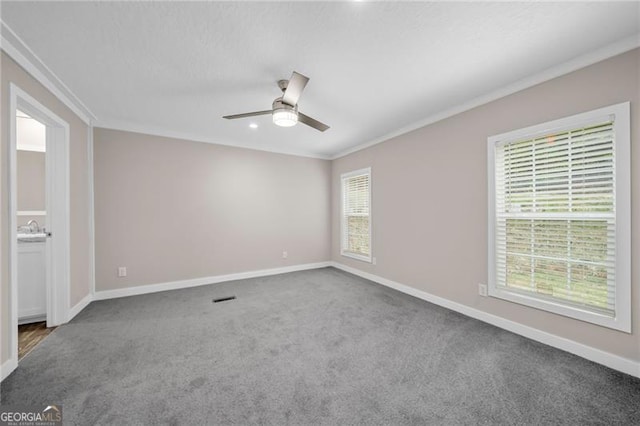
[{"left": 2, "top": 2, "right": 638, "bottom": 158}]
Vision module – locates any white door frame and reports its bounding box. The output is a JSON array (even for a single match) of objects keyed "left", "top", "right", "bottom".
[{"left": 8, "top": 83, "right": 70, "bottom": 364}]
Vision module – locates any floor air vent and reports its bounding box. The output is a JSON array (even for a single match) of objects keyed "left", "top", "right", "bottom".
[{"left": 213, "top": 296, "right": 236, "bottom": 303}]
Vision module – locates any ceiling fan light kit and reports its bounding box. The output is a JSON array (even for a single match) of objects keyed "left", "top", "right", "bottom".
[
  {"left": 223, "top": 71, "right": 329, "bottom": 132},
  {"left": 272, "top": 99, "right": 298, "bottom": 127}
]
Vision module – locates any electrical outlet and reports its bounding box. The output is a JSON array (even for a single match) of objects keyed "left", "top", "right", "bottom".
[
  {"left": 282, "top": 251, "right": 288, "bottom": 259},
  {"left": 372, "top": 257, "right": 377, "bottom": 265},
  {"left": 118, "top": 267, "right": 127, "bottom": 277},
  {"left": 478, "top": 283, "right": 488, "bottom": 297}
]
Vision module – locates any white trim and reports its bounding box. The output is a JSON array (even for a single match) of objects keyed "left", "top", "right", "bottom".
[
  {"left": 9, "top": 89, "right": 18, "bottom": 372},
  {"left": 331, "top": 34, "right": 640, "bottom": 160},
  {"left": 8, "top": 83, "right": 72, "bottom": 382},
  {"left": 1, "top": 21, "right": 96, "bottom": 125},
  {"left": 330, "top": 261, "right": 640, "bottom": 378},
  {"left": 341, "top": 251, "right": 372, "bottom": 263},
  {"left": 0, "top": 139, "right": 1, "bottom": 382},
  {"left": 16, "top": 144, "right": 45, "bottom": 153},
  {"left": 2, "top": 261, "right": 330, "bottom": 381},
  {"left": 4, "top": 261, "right": 637, "bottom": 381},
  {"left": 93, "top": 262, "right": 332, "bottom": 301},
  {"left": 1, "top": 16, "right": 635, "bottom": 161},
  {"left": 340, "top": 167, "right": 371, "bottom": 180},
  {"left": 340, "top": 167, "right": 372, "bottom": 263},
  {"left": 18, "top": 315, "right": 47, "bottom": 326},
  {"left": 1, "top": 358, "right": 18, "bottom": 382},
  {"left": 18, "top": 308, "right": 45, "bottom": 319},
  {"left": 488, "top": 105, "right": 624, "bottom": 145},
  {"left": 42, "top": 94, "right": 71, "bottom": 328},
  {"left": 16, "top": 210, "right": 46, "bottom": 216},
  {"left": 68, "top": 294, "right": 92, "bottom": 322},
  {"left": 1, "top": 18, "right": 326, "bottom": 161},
  {"left": 88, "top": 125, "right": 96, "bottom": 296},
  {"left": 95, "top": 120, "right": 332, "bottom": 160},
  {"left": 613, "top": 102, "right": 632, "bottom": 332},
  {"left": 487, "top": 102, "right": 631, "bottom": 333}
]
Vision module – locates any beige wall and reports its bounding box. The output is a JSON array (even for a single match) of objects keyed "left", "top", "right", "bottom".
[
  {"left": 16, "top": 150, "right": 46, "bottom": 227},
  {"left": 1, "top": 52, "right": 92, "bottom": 364},
  {"left": 17, "top": 150, "right": 45, "bottom": 211},
  {"left": 93, "top": 128, "right": 331, "bottom": 291},
  {"left": 332, "top": 49, "right": 640, "bottom": 362},
  {"left": 2, "top": 45, "right": 635, "bottom": 369}
]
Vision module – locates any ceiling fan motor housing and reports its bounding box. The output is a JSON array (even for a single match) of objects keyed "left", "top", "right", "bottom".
[{"left": 273, "top": 97, "right": 297, "bottom": 111}]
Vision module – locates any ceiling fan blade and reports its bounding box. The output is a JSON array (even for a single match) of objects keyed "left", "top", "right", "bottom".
[
  {"left": 282, "top": 71, "right": 309, "bottom": 106},
  {"left": 298, "top": 112, "right": 330, "bottom": 132},
  {"left": 223, "top": 110, "right": 272, "bottom": 120}
]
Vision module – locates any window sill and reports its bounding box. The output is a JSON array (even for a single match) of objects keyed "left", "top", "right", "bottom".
[
  {"left": 341, "top": 251, "right": 372, "bottom": 263},
  {"left": 488, "top": 285, "right": 630, "bottom": 333}
]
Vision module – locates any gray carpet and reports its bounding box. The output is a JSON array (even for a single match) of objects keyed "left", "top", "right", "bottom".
[{"left": 1, "top": 267, "right": 639, "bottom": 425}]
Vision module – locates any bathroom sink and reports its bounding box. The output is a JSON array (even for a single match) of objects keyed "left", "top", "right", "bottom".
[{"left": 17, "top": 233, "right": 47, "bottom": 243}]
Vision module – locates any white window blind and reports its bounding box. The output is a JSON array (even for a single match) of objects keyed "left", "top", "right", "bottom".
[
  {"left": 341, "top": 168, "right": 371, "bottom": 262},
  {"left": 488, "top": 102, "right": 630, "bottom": 332},
  {"left": 496, "top": 121, "right": 615, "bottom": 315}
]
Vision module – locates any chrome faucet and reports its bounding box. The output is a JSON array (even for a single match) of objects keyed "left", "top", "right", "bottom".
[{"left": 27, "top": 220, "right": 40, "bottom": 233}]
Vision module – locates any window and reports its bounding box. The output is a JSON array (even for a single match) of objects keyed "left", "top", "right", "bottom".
[
  {"left": 341, "top": 168, "right": 371, "bottom": 262},
  {"left": 488, "top": 103, "right": 630, "bottom": 332}
]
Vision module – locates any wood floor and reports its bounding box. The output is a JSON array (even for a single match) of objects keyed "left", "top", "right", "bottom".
[{"left": 18, "top": 322, "right": 56, "bottom": 360}]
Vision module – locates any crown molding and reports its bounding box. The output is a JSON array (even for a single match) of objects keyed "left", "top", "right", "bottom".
[
  {"left": 96, "top": 117, "right": 333, "bottom": 160},
  {"left": 1, "top": 20, "right": 96, "bottom": 125},
  {"left": 0, "top": 18, "right": 326, "bottom": 159},
  {"left": 331, "top": 34, "right": 640, "bottom": 160},
  {"left": 2, "top": 16, "right": 636, "bottom": 160}
]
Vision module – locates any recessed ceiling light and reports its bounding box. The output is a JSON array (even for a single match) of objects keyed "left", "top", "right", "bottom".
[{"left": 249, "top": 123, "right": 258, "bottom": 129}]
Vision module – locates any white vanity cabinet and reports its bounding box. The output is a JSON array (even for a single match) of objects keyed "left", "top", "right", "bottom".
[{"left": 18, "top": 241, "right": 46, "bottom": 323}]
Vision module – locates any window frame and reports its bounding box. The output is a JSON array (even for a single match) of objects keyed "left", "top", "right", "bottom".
[
  {"left": 340, "top": 167, "right": 372, "bottom": 263},
  {"left": 487, "top": 102, "right": 631, "bottom": 332}
]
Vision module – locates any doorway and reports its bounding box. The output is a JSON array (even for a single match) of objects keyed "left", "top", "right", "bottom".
[
  {"left": 16, "top": 109, "right": 47, "bottom": 327},
  {"left": 9, "top": 83, "right": 70, "bottom": 366}
]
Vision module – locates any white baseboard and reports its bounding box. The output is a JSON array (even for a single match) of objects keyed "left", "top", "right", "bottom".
[
  {"left": 18, "top": 307, "right": 46, "bottom": 318},
  {"left": 330, "top": 261, "right": 640, "bottom": 379},
  {"left": 18, "top": 315, "right": 46, "bottom": 325},
  {"left": 1, "top": 357, "right": 18, "bottom": 382},
  {"left": 1, "top": 262, "right": 330, "bottom": 383},
  {"left": 68, "top": 293, "right": 93, "bottom": 322},
  {"left": 94, "top": 262, "right": 332, "bottom": 301},
  {"left": 8, "top": 261, "right": 635, "bottom": 381}
]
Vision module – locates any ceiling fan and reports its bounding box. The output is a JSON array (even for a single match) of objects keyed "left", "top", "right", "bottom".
[{"left": 223, "top": 71, "right": 330, "bottom": 132}]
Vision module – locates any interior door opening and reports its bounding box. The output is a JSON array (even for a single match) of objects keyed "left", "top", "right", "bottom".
[
  {"left": 15, "top": 110, "right": 57, "bottom": 359},
  {"left": 16, "top": 109, "right": 47, "bottom": 325},
  {"left": 8, "top": 83, "right": 71, "bottom": 372}
]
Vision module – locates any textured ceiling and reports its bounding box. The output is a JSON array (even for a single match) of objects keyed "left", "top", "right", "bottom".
[{"left": 2, "top": 2, "right": 638, "bottom": 158}]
